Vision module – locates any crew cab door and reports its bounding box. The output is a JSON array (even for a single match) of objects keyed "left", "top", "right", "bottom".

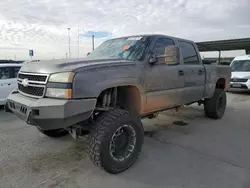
[
  {"left": 144, "top": 37, "right": 185, "bottom": 112},
  {"left": 178, "top": 40, "right": 206, "bottom": 103}
]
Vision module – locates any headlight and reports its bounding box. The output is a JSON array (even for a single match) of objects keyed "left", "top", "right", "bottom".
[
  {"left": 49, "top": 72, "right": 75, "bottom": 83},
  {"left": 45, "top": 88, "right": 72, "bottom": 99},
  {"left": 46, "top": 72, "right": 74, "bottom": 99}
]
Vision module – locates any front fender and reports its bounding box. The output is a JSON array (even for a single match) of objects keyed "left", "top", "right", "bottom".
[
  {"left": 72, "top": 63, "right": 145, "bottom": 99},
  {"left": 95, "top": 78, "right": 144, "bottom": 96},
  {"left": 73, "top": 74, "right": 144, "bottom": 99}
]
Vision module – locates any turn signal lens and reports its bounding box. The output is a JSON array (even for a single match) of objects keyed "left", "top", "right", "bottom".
[
  {"left": 65, "top": 89, "right": 72, "bottom": 99},
  {"left": 45, "top": 88, "right": 72, "bottom": 99}
]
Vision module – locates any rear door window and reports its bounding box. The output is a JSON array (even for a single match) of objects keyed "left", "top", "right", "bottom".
[{"left": 179, "top": 41, "right": 200, "bottom": 65}]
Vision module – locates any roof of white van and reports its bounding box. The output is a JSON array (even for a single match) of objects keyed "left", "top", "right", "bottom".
[
  {"left": 233, "top": 55, "right": 250, "bottom": 61},
  {"left": 0, "top": 63, "right": 22, "bottom": 67}
]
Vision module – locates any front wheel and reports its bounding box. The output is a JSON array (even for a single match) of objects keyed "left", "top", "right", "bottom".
[
  {"left": 88, "top": 108, "right": 144, "bottom": 174},
  {"left": 204, "top": 89, "right": 227, "bottom": 119}
]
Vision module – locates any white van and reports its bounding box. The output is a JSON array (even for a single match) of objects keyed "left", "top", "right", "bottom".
[
  {"left": 229, "top": 55, "right": 250, "bottom": 91},
  {"left": 0, "top": 63, "right": 22, "bottom": 105}
]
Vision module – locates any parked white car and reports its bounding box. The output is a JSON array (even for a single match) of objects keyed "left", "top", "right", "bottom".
[
  {"left": 229, "top": 55, "right": 250, "bottom": 91},
  {"left": 0, "top": 63, "right": 22, "bottom": 105}
]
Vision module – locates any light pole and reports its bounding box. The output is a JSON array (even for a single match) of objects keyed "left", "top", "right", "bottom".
[
  {"left": 14, "top": 43, "right": 17, "bottom": 61},
  {"left": 77, "top": 26, "right": 80, "bottom": 59},
  {"left": 68, "top": 28, "right": 71, "bottom": 58},
  {"left": 92, "top": 34, "right": 95, "bottom": 51}
]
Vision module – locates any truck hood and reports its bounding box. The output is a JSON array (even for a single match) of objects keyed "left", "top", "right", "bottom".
[
  {"left": 231, "top": 72, "right": 250, "bottom": 79},
  {"left": 20, "top": 57, "right": 135, "bottom": 74}
]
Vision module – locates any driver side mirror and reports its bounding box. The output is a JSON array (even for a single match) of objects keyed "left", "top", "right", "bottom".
[{"left": 149, "top": 54, "right": 157, "bottom": 64}]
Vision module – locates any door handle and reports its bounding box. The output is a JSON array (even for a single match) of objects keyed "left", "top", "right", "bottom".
[
  {"left": 198, "top": 69, "right": 203, "bottom": 75},
  {"left": 178, "top": 70, "right": 184, "bottom": 76},
  {"left": 8, "top": 83, "right": 11, "bottom": 85}
]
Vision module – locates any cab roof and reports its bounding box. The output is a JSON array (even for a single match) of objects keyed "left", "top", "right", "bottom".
[{"left": 106, "top": 34, "right": 194, "bottom": 43}]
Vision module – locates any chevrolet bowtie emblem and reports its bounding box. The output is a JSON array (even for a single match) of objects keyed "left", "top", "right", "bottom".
[{"left": 22, "top": 78, "right": 29, "bottom": 87}]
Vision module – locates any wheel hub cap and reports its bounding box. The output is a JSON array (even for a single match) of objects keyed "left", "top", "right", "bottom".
[{"left": 109, "top": 124, "right": 136, "bottom": 162}]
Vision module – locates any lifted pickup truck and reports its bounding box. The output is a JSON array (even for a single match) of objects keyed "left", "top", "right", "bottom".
[{"left": 5, "top": 34, "right": 231, "bottom": 174}]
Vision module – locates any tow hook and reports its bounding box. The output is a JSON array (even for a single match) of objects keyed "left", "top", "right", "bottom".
[
  {"left": 68, "top": 127, "right": 80, "bottom": 139},
  {"left": 68, "top": 124, "right": 90, "bottom": 139}
]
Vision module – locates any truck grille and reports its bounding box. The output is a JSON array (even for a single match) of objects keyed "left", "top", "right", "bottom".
[
  {"left": 230, "top": 78, "right": 248, "bottom": 83},
  {"left": 18, "top": 83, "right": 45, "bottom": 97},
  {"left": 17, "top": 72, "right": 49, "bottom": 98},
  {"left": 18, "top": 73, "right": 47, "bottom": 82}
]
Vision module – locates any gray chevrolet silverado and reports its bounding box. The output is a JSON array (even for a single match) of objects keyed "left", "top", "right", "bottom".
[{"left": 5, "top": 34, "right": 231, "bottom": 174}]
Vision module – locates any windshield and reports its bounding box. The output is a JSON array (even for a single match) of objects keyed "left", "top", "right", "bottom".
[
  {"left": 86, "top": 36, "right": 151, "bottom": 61},
  {"left": 231, "top": 60, "right": 250, "bottom": 72}
]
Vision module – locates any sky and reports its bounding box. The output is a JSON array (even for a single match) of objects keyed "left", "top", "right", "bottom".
[{"left": 0, "top": 0, "right": 249, "bottom": 60}]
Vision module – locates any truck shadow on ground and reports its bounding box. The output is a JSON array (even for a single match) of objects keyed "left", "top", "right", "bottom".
[
  {"left": 24, "top": 106, "right": 204, "bottom": 179},
  {"left": 29, "top": 105, "right": 204, "bottom": 167},
  {"left": 144, "top": 105, "right": 205, "bottom": 137}
]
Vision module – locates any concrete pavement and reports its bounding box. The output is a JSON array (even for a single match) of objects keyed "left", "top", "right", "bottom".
[{"left": 0, "top": 92, "right": 250, "bottom": 188}]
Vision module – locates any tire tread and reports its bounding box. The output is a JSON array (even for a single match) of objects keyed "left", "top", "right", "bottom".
[
  {"left": 204, "top": 89, "right": 226, "bottom": 119},
  {"left": 88, "top": 108, "right": 143, "bottom": 174}
]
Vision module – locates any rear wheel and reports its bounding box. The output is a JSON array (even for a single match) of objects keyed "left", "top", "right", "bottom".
[
  {"left": 88, "top": 108, "right": 144, "bottom": 174},
  {"left": 37, "top": 128, "right": 69, "bottom": 138},
  {"left": 204, "top": 89, "right": 227, "bottom": 119}
]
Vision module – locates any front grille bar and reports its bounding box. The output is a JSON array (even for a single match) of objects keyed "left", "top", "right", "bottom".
[
  {"left": 230, "top": 78, "right": 248, "bottom": 83},
  {"left": 17, "top": 72, "right": 49, "bottom": 84},
  {"left": 17, "top": 72, "right": 49, "bottom": 98}
]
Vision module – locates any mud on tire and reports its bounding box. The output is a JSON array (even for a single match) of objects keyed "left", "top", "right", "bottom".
[
  {"left": 88, "top": 108, "right": 144, "bottom": 174},
  {"left": 37, "top": 128, "right": 69, "bottom": 138},
  {"left": 204, "top": 89, "right": 227, "bottom": 119}
]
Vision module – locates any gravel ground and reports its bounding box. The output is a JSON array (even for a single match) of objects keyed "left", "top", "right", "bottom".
[{"left": 0, "top": 92, "right": 250, "bottom": 188}]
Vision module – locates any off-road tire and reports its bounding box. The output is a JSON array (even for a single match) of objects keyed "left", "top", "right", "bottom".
[
  {"left": 88, "top": 108, "right": 144, "bottom": 174},
  {"left": 37, "top": 128, "right": 69, "bottom": 138},
  {"left": 204, "top": 89, "right": 227, "bottom": 119}
]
